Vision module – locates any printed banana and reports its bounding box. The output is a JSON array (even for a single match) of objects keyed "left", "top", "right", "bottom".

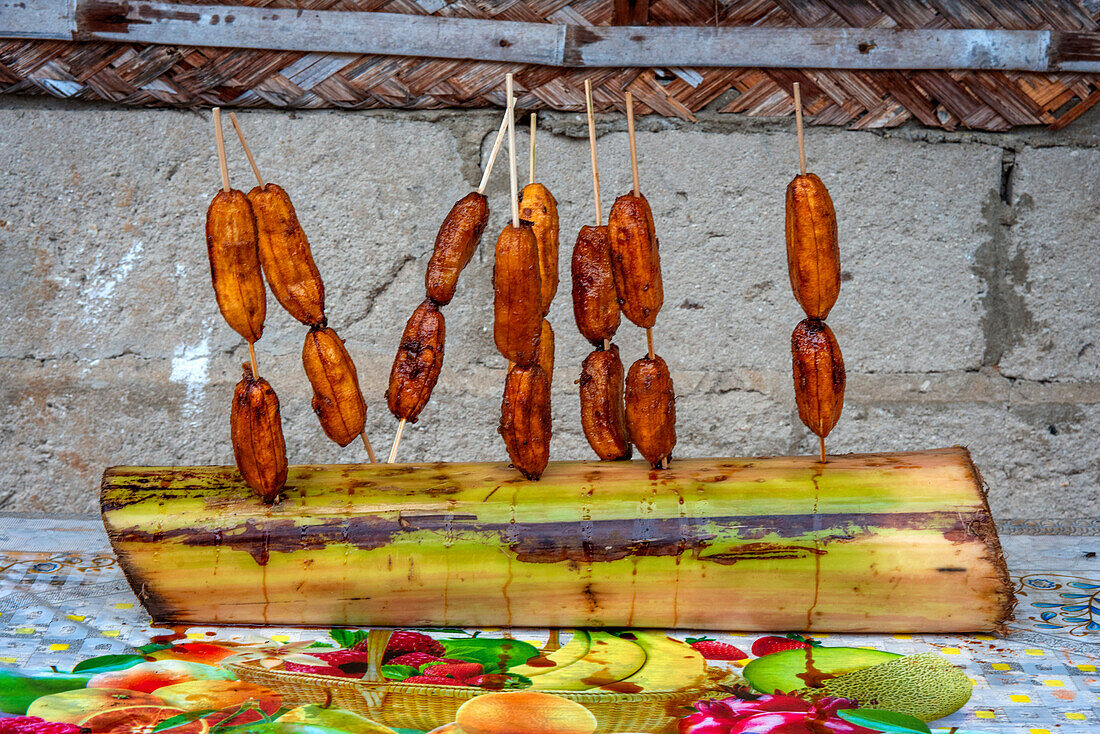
[
  {"left": 616, "top": 630, "right": 707, "bottom": 692},
  {"left": 508, "top": 630, "right": 590, "bottom": 678},
  {"left": 527, "top": 631, "right": 645, "bottom": 691}
]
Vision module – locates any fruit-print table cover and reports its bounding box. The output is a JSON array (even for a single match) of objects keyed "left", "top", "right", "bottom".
[{"left": 0, "top": 514, "right": 1097, "bottom": 734}]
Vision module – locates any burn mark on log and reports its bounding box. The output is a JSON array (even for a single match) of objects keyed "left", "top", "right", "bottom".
[
  {"left": 937, "top": 566, "right": 967, "bottom": 572},
  {"left": 700, "top": 543, "right": 825, "bottom": 565}
]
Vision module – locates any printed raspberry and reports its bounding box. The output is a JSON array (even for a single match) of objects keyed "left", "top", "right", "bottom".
[
  {"left": 284, "top": 648, "right": 371, "bottom": 678},
  {"left": 423, "top": 662, "right": 483, "bottom": 680},
  {"left": 386, "top": 652, "right": 446, "bottom": 668},
  {"left": 375, "top": 630, "right": 445, "bottom": 660}
]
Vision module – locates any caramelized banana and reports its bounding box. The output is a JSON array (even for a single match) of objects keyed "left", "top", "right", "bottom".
[
  {"left": 230, "top": 363, "right": 287, "bottom": 503},
  {"left": 786, "top": 173, "right": 840, "bottom": 319},
  {"left": 792, "top": 318, "right": 845, "bottom": 438},
  {"left": 571, "top": 225, "right": 620, "bottom": 346},
  {"left": 206, "top": 190, "right": 266, "bottom": 342},
  {"left": 579, "top": 345, "right": 632, "bottom": 461},
  {"left": 386, "top": 299, "right": 445, "bottom": 424},
  {"left": 625, "top": 354, "right": 676, "bottom": 468},
  {"left": 519, "top": 183, "right": 560, "bottom": 316},
  {"left": 493, "top": 223, "right": 542, "bottom": 366},
  {"left": 499, "top": 364, "right": 552, "bottom": 480},
  {"left": 248, "top": 183, "right": 325, "bottom": 326},
  {"left": 608, "top": 193, "right": 663, "bottom": 329},
  {"left": 302, "top": 326, "right": 367, "bottom": 447},
  {"left": 425, "top": 192, "right": 490, "bottom": 306},
  {"left": 536, "top": 318, "right": 554, "bottom": 384}
]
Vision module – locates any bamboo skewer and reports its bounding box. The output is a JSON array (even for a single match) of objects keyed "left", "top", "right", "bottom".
[
  {"left": 624, "top": 93, "right": 657, "bottom": 363},
  {"left": 793, "top": 83, "right": 824, "bottom": 465},
  {"left": 213, "top": 108, "right": 231, "bottom": 195},
  {"left": 506, "top": 74, "right": 520, "bottom": 228},
  {"left": 584, "top": 80, "right": 602, "bottom": 226},
  {"left": 213, "top": 108, "right": 259, "bottom": 379},
  {"left": 793, "top": 82, "right": 807, "bottom": 177},
  {"left": 478, "top": 105, "right": 512, "bottom": 195},
  {"left": 529, "top": 112, "right": 536, "bottom": 185},
  {"left": 228, "top": 113, "right": 265, "bottom": 188},
  {"left": 388, "top": 419, "right": 406, "bottom": 464},
  {"left": 625, "top": 91, "right": 640, "bottom": 198}
]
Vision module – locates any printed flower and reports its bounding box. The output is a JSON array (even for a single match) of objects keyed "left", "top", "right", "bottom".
[{"left": 218, "top": 639, "right": 329, "bottom": 669}]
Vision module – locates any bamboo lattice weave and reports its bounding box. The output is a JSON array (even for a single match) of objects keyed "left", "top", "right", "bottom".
[{"left": 2, "top": 0, "right": 1100, "bottom": 129}]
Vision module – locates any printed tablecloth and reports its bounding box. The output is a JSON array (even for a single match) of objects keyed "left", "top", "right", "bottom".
[{"left": 1, "top": 514, "right": 1097, "bottom": 733}]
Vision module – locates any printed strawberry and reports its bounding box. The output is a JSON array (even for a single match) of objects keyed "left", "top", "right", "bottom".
[
  {"left": 750, "top": 635, "right": 815, "bottom": 657},
  {"left": 402, "top": 675, "right": 470, "bottom": 686},
  {"left": 423, "top": 662, "right": 483, "bottom": 680},
  {"left": 376, "top": 630, "right": 446, "bottom": 660},
  {"left": 386, "top": 652, "right": 446, "bottom": 668},
  {"left": 687, "top": 637, "right": 748, "bottom": 661},
  {"left": 284, "top": 648, "right": 372, "bottom": 678}
]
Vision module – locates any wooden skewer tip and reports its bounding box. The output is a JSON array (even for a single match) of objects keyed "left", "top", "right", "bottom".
[
  {"left": 506, "top": 74, "right": 520, "bottom": 228},
  {"left": 646, "top": 327, "right": 655, "bottom": 360},
  {"left": 793, "top": 83, "right": 807, "bottom": 176},
  {"left": 387, "top": 418, "right": 407, "bottom": 464},
  {"left": 361, "top": 431, "right": 377, "bottom": 464},
  {"left": 228, "top": 112, "right": 265, "bottom": 188},
  {"left": 819, "top": 435, "right": 827, "bottom": 464},
  {"left": 529, "top": 112, "right": 536, "bottom": 185},
  {"left": 247, "top": 341, "right": 258, "bottom": 377},
  {"left": 585, "top": 80, "right": 602, "bottom": 226},
  {"left": 477, "top": 106, "right": 511, "bottom": 195},
  {"left": 625, "top": 91, "right": 640, "bottom": 197},
  {"left": 212, "top": 108, "right": 230, "bottom": 193}
]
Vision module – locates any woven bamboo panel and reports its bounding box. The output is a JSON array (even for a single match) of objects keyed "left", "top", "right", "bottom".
[{"left": 2, "top": 0, "right": 1099, "bottom": 130}]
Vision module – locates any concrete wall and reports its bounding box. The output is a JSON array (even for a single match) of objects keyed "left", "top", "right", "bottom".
[{"left": 1, "top": 96, "right": 1097, "bottom": 518}]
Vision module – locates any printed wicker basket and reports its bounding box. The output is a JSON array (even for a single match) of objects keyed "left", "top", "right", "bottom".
[
  {"left": 228, "top": 629, "right": 737, "bottom": 732},
  {"left": 229, "top": 661, "right": 709, "bottom": 733}
]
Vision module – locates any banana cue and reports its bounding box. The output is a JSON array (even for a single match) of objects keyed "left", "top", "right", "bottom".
[
  {"left": 573, "top": 79, "right": 631, "bottom": 462},
  {"left": 607, "top": 92, "right": 676, "bottom": 470},
  {"left": 385, "top": 108, "right": 511, "bottom": 463},
  {"left": 494, "top": 76, "right": 558, "bottom": 480},
  {"left": 787, "top": 83, "right": 845, "bottom": 463},
  {"left": 228, "top": 114, "right": 377, "bottom": 463},
  {"left": 204, "top": 109, "right": 286, "bottom": 503}
]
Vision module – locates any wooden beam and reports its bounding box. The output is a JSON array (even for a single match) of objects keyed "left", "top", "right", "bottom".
[{"left": 1, "top": 0, "right": 1099, "bottom": 72}]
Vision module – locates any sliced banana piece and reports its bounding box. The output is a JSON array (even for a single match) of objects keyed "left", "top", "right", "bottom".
[
  {"left": 509, "top": 630, "right": 590, "bottom": 678},
  {"left": 527, "top": 631, "right": 646, "bottom": 691}
]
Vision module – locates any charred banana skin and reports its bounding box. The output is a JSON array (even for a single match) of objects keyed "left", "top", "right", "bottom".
[
  {"left": 520, "top": 183, "right": 560, "bottom": 316},
  {"left": 206, "top": 190, "right": 266, "bottom": 342},
  {"left": 499, "top": 364, "right": 552, "bottom": 480},
  {"left": 571, "top": 225, "right": 621, "bottom": 346},
  {"left": 579, "top": 345, "right": 632, "bottom": 461},
  {"left": 608, "top": 194, "right": 663, "bottom": 329},
  {"left": 792, "top": 318, "right": 845, "bottom": 438},
  {"left": 785, "top": 173, "right": 840, "bottom": 320},
  {"left": 302, "top": 326, "right": 368, "bottom": 447},
  {"left": 493, "top": 223, "right": 543, "bottom": 367},
  {"left": 425, "top": 192, "right": 490, "bottom": 306},
  {"left": 625, "top": 354, "right": 676, "bottom": 468},
  {"left": 386, "top": 299, "right": 446, "bottom": 424},
  {"left": 230, "top": 363, "right": 287, "bottom": 504},
  {"left": 249, "top": 183, "right": 326, "bottom": 327}
]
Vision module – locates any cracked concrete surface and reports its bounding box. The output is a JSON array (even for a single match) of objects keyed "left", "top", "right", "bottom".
[{"left": 0, "top": 95, "right": 1097, "bottom": 517}]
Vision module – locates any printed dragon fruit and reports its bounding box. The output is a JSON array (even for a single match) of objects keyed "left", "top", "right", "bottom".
[{"left": 678, "top": 694, "right": 877, "bottom": 734}]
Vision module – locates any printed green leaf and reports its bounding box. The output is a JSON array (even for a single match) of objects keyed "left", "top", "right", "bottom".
[
  {"left": 327, "top": 628, "right": 370, "bottom": 649},
  {"left": 71, "top": 654, "right": 148, "bottom": 673},
  {"left": 438, "top": 638, "right": 539, "bottom": 674},
  {"left": 153, "top": 711, "right": 217, "bottom": 732},
  {"left": 381, "top": 664, "right": 419, "bottom": 680},
  {"left": 838, "top": 709, "right": 932, "bottom": 734}
]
